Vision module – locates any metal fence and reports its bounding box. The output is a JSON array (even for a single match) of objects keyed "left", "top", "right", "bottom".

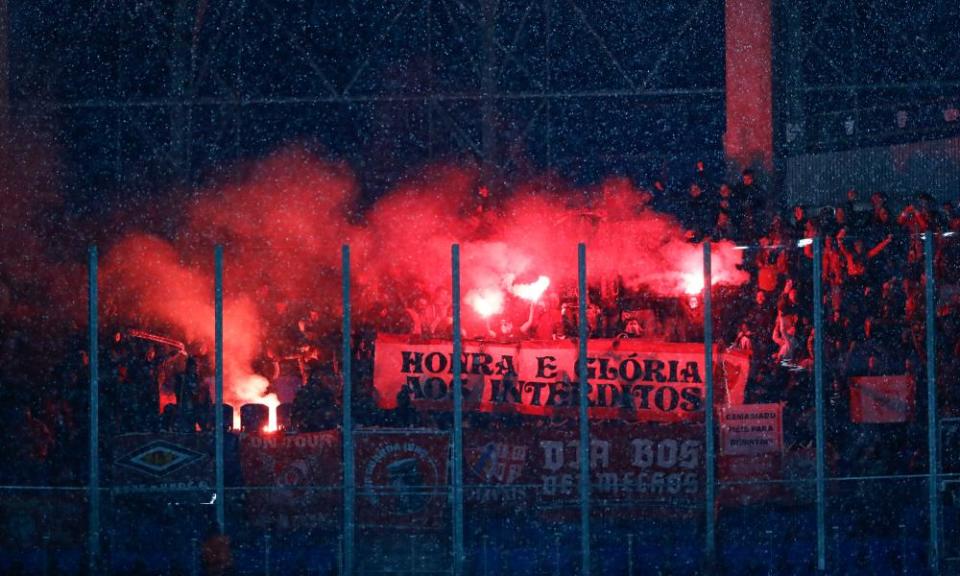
[{"left": 1, "top": 232, "right": 957, "bottom": 576}]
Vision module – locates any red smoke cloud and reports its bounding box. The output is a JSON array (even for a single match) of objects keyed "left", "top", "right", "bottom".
[
  {"left": 100, "top": 235, "right": 274, "bottom": 426},
  {"left": 99, "top": 145, "right": 747, "bottom": 416}
]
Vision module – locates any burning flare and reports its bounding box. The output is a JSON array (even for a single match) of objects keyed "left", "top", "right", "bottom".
[
  {"left": 465, "top": 287, "right": 504, "bottom": 318},
  {"left": 681, "top": 273, "right": 705, "bottom": 295},
  {"left": 229, "top": 372, "right": 279, "bottom": 432},
  {"left": 510, "top": 275, "right": 551, "bottom": 302},
  {"left": 260, "top": 392, "right": 280, "bottom": 433}
]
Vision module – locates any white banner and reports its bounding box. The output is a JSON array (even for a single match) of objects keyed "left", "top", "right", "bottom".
[
  {"left": 374, "top": 334, "right": 750, "bottom": 422},
  {"left": 720, "top": 403, "right": 783, "bottom": 456}
]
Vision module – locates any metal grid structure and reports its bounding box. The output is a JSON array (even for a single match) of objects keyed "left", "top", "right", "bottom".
[
  {"left": 2, "top": 4, "right": 960, "bottom": 573},
  {"left": 4, "top": 0, "right": 725, "bottom": 208},
  {"left": 76, "top": 235, "right": 953, "bottom": 575},
  {"left": 775, "top": 0, "right": 960, "bottom": 156}
]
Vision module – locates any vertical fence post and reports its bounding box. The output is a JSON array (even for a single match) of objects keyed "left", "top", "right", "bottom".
[
  {"left": 342, "top": 246, "right": 355, "bottom": 576},
  {"left": 925, "top": 232, "right": 940, "bottom": 575},
  {"left": 451, "top": 244, "right": 465, "bottom": 576},
  {"left": 703, "top": 242, "right": 716, "bottom": 569},
  {"left": 577, "top": 243, "right": 591, "bottom": 576},
  {"left": 409, "top": 534, "right": 417, "bottom": 573},
  {"left": 337, "top": 534, "right": 344, "bottom": 576},
  {"left": 264, "top": 532, "right": 272, "bottom": 576},
  {"left": 42, "top": 534, "right": 50, "bottom": 576},
  {"left": 191, "top": 537, "right": 199, "bottom": 576},
  {"left": 482, "top": 534, "right": 490, "bottom": 576},
  {"left": 214, "top": 245, "right": 225, "bottom": 534},
  {"left": 87, "top": 245, "right": 100, "bottom": 574},
  {"left": 899, "top": 522, "right": 909, "bottom": 575},
  {"left": 554, "top": 530, "right": 561, "bottom": 576},
  {"left": 813, "top": 237, "right": 826, "bottom": 572},
  {"left": 831, "top": 525, "right": 840, "bottom": 567}
]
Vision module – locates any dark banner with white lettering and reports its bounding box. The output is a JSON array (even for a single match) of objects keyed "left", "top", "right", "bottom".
[{"left": 464, "top": 424, "right": 704, "bottom": 515}]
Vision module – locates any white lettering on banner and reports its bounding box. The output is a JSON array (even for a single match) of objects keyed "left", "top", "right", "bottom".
[
  {"left": 541, "top": 472, "right": 698, "bottom": 496},
  {"left": 538, "top": 436, "right": 702, "bottom": 497},
  {"left": 539, "top": 440, "right": 611, "bottom": 472},
  {"left": 631, "top": 439, "right": 701, "bottom": 469}
]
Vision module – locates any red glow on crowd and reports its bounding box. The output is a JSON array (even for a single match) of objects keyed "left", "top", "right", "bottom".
[{"left": 92, "top": 146, "right": 748, "bottom": 416}]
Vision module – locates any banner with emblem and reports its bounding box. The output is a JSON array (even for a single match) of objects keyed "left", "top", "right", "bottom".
[
  {"left": 110, "top": 433, "right": 216, "bottom": 495},
  {"left": 355, "top": 430, "right": 450, "bottom": 528},
  {"left": 464, "top": 423, "right": 704, "bottom": 516},
  {"left": 239, "top": 430, "right": 342, "bottom": 530},
  {"left": 109, "top": 432, "right": 220, "bottom": 537}
]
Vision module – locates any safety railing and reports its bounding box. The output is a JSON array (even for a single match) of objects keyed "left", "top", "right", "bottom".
[{"left": 0, "top": 231, "right": 956, "bottom": 575}]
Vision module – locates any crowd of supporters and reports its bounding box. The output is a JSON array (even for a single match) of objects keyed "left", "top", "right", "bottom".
[
  {"left": 674, "top": 166, "right": 960, "bottom": 479},
  {"left": 1, "top": 164, "right": 959, "bottom": 488}
]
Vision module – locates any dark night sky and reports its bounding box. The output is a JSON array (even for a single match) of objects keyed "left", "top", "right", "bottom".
[
  {"left": 4, "top": 0, "right": 959, "bottom": 214},
  {"left": 5, "top": 0, "right": 727, "bottom": 214}
]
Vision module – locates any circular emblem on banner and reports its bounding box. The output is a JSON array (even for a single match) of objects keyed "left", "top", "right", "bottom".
[
  {"left": 362, "top": 441, "right": 440, "bottom": 516},
  {"left": 277, "top": 460, "right": 310, "bottom": 486}
]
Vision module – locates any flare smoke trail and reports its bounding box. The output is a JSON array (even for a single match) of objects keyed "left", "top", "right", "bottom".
[{"left": 94, "top": 145, "right": 746, "bottom": 416}]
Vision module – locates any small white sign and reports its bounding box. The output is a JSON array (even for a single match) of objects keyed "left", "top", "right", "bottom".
[{"left": 720, "top": 403, "right": 783, "bottom": 456}]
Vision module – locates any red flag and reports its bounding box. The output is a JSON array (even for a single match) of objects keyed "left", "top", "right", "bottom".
[{"left": 850, "top": 375, "right": 915, "bottom": 423}]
